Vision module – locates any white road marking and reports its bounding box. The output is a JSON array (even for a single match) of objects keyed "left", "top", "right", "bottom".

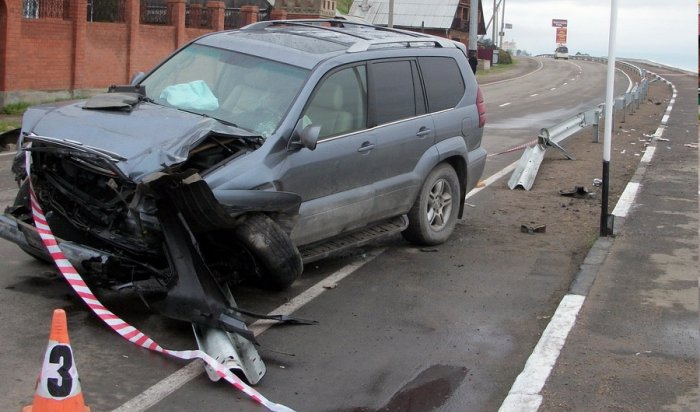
[
  {"left": 499, "top": 295, "right": 586, "bottom": 412},
  {"left": 530, "top": 93, "right": 539, "bottom": 97},
  {"left": 611, "top": 182, "right": 640, "bottom": 218},
  {"left": 550, "top": 87, "right": 557, "bottom": 91},
  {"left": 499, "top": 102, "right": 511, "bottom": 107},
  {"left": 563, "top": 82, "right": 568, "bottom": 85}
]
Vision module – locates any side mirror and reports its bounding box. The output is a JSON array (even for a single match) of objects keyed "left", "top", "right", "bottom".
[
  {"left": 289, "top": 119, "right": 320, "bottom": 151},
  {"left": 130, "top": 72, "right": 146, "bottom": 86}
]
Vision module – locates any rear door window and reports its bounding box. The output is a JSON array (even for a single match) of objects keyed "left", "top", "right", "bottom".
[
  {"left": 369, "top": 60, "right": 425, "bottom": 126},
  {"left": 418, "top": 57, "right": 465, "bottom": 112}
]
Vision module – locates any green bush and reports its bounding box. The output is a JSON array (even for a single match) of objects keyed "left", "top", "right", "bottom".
[
  {"left": 2, "top": 102, "right": 30, "bottom": 115},
  {"left": 498, "top": 50, "right": 512, "bottom": 64}
]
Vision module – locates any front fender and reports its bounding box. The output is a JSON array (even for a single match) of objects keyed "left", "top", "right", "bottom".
[{"left": 212, "top": 189, "right": 301, "bottom": 216}]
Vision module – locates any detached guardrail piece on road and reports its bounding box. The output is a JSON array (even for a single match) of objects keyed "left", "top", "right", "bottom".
[{"left": 508, "top": 114, "right": 580, "bottom": 190}]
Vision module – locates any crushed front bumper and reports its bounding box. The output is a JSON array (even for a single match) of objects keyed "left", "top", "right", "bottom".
[{"left": 0, "top": 213, "right": 111, "bottom": 269}]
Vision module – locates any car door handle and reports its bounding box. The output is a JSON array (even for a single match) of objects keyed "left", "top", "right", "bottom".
[
  {"left": 416, "top": 127, "right": 432, "bottom": 137},
  {"left": 357, "top": 142, "right": 375, "bottom": 153}
]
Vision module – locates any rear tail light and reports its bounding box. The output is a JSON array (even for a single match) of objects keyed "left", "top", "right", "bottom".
[{"left": 476, "top": 87, "right": 486, "bottom": 128}]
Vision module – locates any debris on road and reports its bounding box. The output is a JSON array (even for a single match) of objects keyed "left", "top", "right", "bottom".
[
  {"left": 559, "top": 186, "right": 592, "bottom": 198},
  {"left": 520, "top": 224, "right": 546, "bottom": 234}
]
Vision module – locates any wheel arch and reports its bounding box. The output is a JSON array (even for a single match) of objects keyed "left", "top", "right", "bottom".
[{"left": 442, "top": 155, "right": 467, "bottom": 219}]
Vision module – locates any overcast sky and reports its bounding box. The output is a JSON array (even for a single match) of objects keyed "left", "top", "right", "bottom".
[{"left": 485, "top": 0, "right": 698, "bottom": 71}]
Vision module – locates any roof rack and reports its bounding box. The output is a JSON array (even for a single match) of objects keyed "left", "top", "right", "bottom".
[{"left": 242, "top": 19, "right": 456, "bottom": 52}]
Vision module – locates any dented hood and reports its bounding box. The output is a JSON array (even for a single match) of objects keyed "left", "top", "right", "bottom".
[{"left": 23, "top": 100, "right": 258, "bottom": 181}]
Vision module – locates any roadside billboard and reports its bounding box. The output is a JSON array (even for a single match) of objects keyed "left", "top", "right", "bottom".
[{"left": 556, "top": 27, "right": 567, "bottom": 44}]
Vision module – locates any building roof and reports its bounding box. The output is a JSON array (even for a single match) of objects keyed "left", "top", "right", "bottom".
[
  {"left": 349, "top": 0, "right": 461, "bottom": 29},
  {"left": 348, "top": 0, "right": 485, "bottom": 32}
]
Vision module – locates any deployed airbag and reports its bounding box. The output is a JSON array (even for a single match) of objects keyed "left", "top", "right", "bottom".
[{"left": 160, "top": 80, "right": 219, "bottom": 111}]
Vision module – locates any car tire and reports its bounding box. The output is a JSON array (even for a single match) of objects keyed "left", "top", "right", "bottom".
[
  {"left": 402, "top": 163, "right": 460, "bottom": 246},
  {"left": 233, "top": 213, "right": 303, "bottom": 291}
]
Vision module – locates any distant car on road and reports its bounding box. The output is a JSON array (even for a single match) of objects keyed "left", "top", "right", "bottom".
[{"left": 554, "top": 45, "right": 569, "bottom": 60}]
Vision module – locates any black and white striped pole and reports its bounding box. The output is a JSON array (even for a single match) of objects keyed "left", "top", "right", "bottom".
[{"left": 600, "top": 0, "right": 618, "bottom": 236}]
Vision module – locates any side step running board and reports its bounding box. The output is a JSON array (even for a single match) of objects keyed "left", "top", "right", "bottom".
[{"left": 299, "top": 215, "right": 408, "bottom": 264}]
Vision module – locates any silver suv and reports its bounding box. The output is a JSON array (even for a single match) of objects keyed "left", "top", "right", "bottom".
[{"left": 1, "top": 20, "right": 486, "bottom": 330}]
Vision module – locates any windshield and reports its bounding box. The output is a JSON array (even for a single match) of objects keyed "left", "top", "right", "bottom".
[{"left": 140, "top": 44, "right": 309, "bottom": 138}]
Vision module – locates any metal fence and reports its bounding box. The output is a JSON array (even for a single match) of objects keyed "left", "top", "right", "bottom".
[
  {"left": 224, "top": 6, "right": 270, "bottom": 29},
  {"left": 140, "top": 0, "right": 168, "bottom": 25},
  {"left": 22, "top": 0, "right": 70, "bottom": 19},
  {"left": 185, "top": 5, "right": 211, "bottom": 28},
  {"left": 21, "top": 0, "right": 271, "bottom": 27},
  {"left": 87, "top": 0, "right": 126, "bottom": 22}
]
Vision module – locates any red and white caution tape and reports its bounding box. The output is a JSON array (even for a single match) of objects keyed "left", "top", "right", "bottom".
[
  {"left": 25, "top": 150, "right": 294, "bottom": 412},
  {"left": 487, "top": 138, "right": 539, "bottom": 157}
]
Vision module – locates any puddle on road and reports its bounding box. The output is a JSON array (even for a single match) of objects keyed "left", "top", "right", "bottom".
[
  {"left": 346, "top": 364, "right": 468, "bottom": 412},
  {"left": 5, "top": 271, "right": 75, "bottom": 301}
]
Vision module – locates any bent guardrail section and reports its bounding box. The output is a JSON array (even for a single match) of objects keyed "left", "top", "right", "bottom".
[{"left": 508, "top": 58, "right": 653, "bottom": 190}]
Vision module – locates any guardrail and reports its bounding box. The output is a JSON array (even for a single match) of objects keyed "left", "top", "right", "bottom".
[{"left": 507, "top": 58, "right": 653, "bottom": 190}]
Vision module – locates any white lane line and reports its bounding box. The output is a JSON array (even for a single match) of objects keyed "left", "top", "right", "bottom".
[
  {"left": 249, "top": 251, "right": 385, "bottom": 336},
  {"left": 482, "top": 59, "right": 545, "bottom": 86},
  {"left": 611, "top": 182, "right": 640, "bottom": 218},
  {"left": 563, "top": 82, "right": 568, "bottom": 86},
  {"left": 499, "top": 102, "right": 511, "bottom": 107},
  {"left": 550, "top": 87, "right": 557, "bottom": 91},
  {"left": 0, "top": 151, "right": 16, "bottom": 157},
  {"left": 499, "top": 295, "right": 586, "bottom": 412},
  {"left": 112, "top": 361, "right": 206, "bottom": 412},
  {"left": 530, "top": 93, "right": 539, "bottom": 97},
  {"left": 467, "top": 160, "right": 518, "bottom": 199}
]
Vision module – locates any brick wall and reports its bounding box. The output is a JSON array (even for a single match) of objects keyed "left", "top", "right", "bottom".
[{"left": 0, "top": 0, "right": 256, "bottom": 105}]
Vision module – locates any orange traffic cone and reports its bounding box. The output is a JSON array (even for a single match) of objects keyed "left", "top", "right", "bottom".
[{"left": 23, "top": 309, "right": 90, "bottom": 412}]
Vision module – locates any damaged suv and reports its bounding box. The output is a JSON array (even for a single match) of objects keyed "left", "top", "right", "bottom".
[{"left": 1, "top": 20, "right": 486, "bottom": 335}]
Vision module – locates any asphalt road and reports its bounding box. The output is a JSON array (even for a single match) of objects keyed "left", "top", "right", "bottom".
[{"left": 0, "top": 57, "right": 633, "bottom": 412}]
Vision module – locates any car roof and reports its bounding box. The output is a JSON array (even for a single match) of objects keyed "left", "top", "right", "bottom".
[{"left": 196, "top": 19, "right": 460, "bottom": 69}]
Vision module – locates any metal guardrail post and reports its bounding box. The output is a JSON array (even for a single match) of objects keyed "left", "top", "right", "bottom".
[
  {"left": 624, "top": 92, "right": 633, "bottom": 115},
  {"left": 585, "top": 108, "right": 602, "bottom": 143},
  {"left": 615, "top": 96, "right": 625, "bottom": 123}
]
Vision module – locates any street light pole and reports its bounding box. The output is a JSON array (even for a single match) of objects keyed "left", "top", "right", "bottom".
[
  {"left": 601, "top": 0, "right": 619, "bottom": 236},
  {"left": 499, "top": 0, "right": 505, "bottom": 49},
  {"left": 388, "top": 0, "right": 394, "bottom": 27},
  {"left": 468, "top": 0, "right": 479, "bottom": 72}
]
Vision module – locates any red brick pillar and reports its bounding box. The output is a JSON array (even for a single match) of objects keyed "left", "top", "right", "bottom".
[
  {"left": 126, "top": 0, "right": 141, "bottom": 83},
  {"left": 70, "top": 0, "right": 88, "bottom": 91},
  {"left": 207, "top": 1, "right": 225, "bottom": 32},
  {"left": 269, "top": 8, "right": 287, "bottom": 21},
  {"left": 1, "top": 0, "right": 22, "bottom": 95},
  {"left": 167, "top": 0, "right": 187, "bottom": 47},
  {"left": 240, "top": 5, "right": 259, "bottom": 26},
  {"left": 189, "top": 4, "right": 202, "bottom": 28}
]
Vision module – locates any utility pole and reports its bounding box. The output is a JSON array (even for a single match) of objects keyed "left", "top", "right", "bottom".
[
  {"left": 492, "top": 0, "right": 497, "bottom": 45},
  {"left": 600, "top": 0, "right": 618, "bottom": 236},
  {"left": 499, "top": 0, "right": 505, "bottom": 49},
  {"left": 468, "top": 0, "right": 479, "bottom": 73},
  {"left": 388, "top": 0, "right": 394, "bottom": 27}
]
